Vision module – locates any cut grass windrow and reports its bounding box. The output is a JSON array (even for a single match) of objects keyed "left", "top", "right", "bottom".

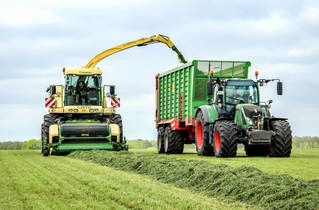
[{"left": 69, "top": 150, "right": 319, "bottom": 210}]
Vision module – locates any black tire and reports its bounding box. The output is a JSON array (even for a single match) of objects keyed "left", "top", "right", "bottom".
[
  {"left": 195, "top": 111, "right": 214, "bottom": 156},
  {"left": 111, "top": 114, "right": 123, "bottom": 142},
  {"left": 157, "top": 127, "right": 165, "bottom": 153},
  {"left": 42, "top": 114, "right": 57, "bottom": 156},
  {"left": 245, "top": 145, "right": 270, "bottom": 156},
  {"left": 269, "top": 120, "right": 292, "bottom": 157},
  {"left": 164, "top": 126, "right": 184, "bottom": 154},
  {"left": 213, "top": 120, "right": 238, "bottom": 157},
  {"left": 43, "top": 149, "right": 49, "bottom": 156},
  {"left": 41, "top": 123, "right": 44, "bottom": 154}
]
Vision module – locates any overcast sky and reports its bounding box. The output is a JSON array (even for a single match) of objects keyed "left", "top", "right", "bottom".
[{"left": 0, "top": 0, "right": 318, "bottom": 141}]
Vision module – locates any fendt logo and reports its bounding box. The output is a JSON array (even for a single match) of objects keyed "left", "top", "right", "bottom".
[
  {"left": 111, "top": 97, "right": 120, "bottom": 108},
  {"left": 45, "top": 97, "right": 56, "bottom": 108}
]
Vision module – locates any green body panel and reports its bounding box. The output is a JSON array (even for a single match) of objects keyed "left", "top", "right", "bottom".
[
  {"left": 203, "top": 105, "right": 219, "bottom": 123},
  {"left": 157, "top": 60, "right": 251, "bottom": 122},
  {"left": 157, "top": 60, "right": 207, "bottom": 122}
]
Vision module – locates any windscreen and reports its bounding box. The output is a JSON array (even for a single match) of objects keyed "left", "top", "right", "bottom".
[
  {"left": 225, "top": 80, "right": 259, "bottom": 105},
  {"left": 64, "top": 75, "right": 101, "bottom": 106},
  {"left": 197, "top": 61, "right": 249, "bottom": 78}
]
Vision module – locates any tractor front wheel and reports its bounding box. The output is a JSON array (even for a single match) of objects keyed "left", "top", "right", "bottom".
[
  {"left": 269, "top": 120, "right": 292, "bottom": 157},
  {"left": 213, "top": 120, "right": 238, "bottom": 157},
  {"left": 195, "top": 111, "right": 214, "bottom": 156}
]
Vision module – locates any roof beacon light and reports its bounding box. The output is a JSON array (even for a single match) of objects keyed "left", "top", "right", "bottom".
[
  {"left": 210, "top": 70, "right": 215, "bottom": 75},
  {"left": 255, "top": 70, "right": 259, "bottom": 79}
]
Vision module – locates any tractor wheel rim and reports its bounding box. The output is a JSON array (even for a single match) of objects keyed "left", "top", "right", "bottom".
[
  {"left": 215, "top": 130, "right": 221, "bottom": 153},
  {"left": 196, "top": 120, "right": 203, "bottom": 149}
]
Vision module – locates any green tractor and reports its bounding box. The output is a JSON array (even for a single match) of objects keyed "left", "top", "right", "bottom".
[{"left": 156, "top": 60, "right": 292, "bottom": 157}]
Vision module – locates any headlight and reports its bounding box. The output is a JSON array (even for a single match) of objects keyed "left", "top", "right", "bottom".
[
  {"left": 68, "top": 109, "right": 73, "bottom": 112},
  {"left": 74, "top": 109, "right": 78, "bottom": 113},
  {"left": 95, "top": 109, "right": 99, "bottom": 112},
  {"left": 89, "top": 109, "right": 94, "bottom": 113}
]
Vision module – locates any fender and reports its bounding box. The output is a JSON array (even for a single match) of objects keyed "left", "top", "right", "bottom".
[{"left": 195, "top": 105, "right": 219, "bottom": 125}]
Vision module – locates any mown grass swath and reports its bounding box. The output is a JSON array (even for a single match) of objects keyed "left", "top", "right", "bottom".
[
  {"left": 0, "top": 150, "right": 251, "bottom": 210},
  {"left": 69, "top": 150, "right": 319, "bottom": 210}
]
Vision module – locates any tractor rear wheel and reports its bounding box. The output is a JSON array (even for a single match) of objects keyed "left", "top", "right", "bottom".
[
  {"left": 164, "top": 126, "right": 184, "bottom": 154},
  {"left": 213, "top": 120, "right": 238, "bottom": 157},
  {"left": 269, "top": 120, "right": 292, "bottom": 157},
  {"left": 195, "top": 111, "right": 214, "bottom": 156},
  {"left": 157, "top": 127, "right": 165, "bottom": 153},
  {"left": 111, "top": 114, "right": 123, "bottom": 142},
  {"left": 245, "top": 145, "right": 270, "bottom": 156}
]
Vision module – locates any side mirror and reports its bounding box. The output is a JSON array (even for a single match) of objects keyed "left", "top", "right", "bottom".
[
  {"left": 50, "top": 86, "right": 56, "bottom": 95},
  {"left": 277, "top": 82, "right": 283, "bottom": 95},
  {"left": 110, "top": 86, "right": 115, "bottom": 96},
  {"left": 206, "top": 81, "right": 213, "bottom": 95}
]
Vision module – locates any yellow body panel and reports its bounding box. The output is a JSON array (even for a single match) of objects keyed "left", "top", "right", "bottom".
[
  {"left": 49, "top": 124, "right": 59, "bottom": 144},
  {"left": 65, "top": 68, "right": 102, "bottom": 75},
  {"left": 54, "top": 86, "right": 64, "bottom": 108},
  {"left": 109, "top": 124, "right": 120, "bottom": 142}
]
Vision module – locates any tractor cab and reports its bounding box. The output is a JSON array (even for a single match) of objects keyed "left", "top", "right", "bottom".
[{"left": 223, "top": 79, "right": 259, "bottom": 115}]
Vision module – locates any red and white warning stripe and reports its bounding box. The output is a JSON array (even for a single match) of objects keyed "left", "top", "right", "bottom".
[
  {"left": 45, "top": 97, "right": 56, "bottom": 108},
  {"left": 111, "top": 97, "right": 120, "bottom": 108}
]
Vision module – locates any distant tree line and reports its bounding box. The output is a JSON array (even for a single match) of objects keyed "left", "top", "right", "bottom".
[
  {"left": 1, "top": 137, "right": 318, "bottom": 150},
  {"left": 0, "top": 139, "right": 41, "bottom": 150},
  {"left": 293, "top": 136, "right": 319, "bottom": 148}
]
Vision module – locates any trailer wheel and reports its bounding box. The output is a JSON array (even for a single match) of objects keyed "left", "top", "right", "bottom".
[
  {"left": 213, "top": 120, "right": 238, "bottom": 157},
  {"left": 269, "top": 120, "right": 292, "bottom": 157},
  {"left": 195, "top": 111, "right": 214, "bottom": 156},
  {"left": 164, "top": 126, "right": 184, "bottom": 154},
  {"left": 244, "top": 145, "right": 269, "bottom": 156},
  {"left": 157, "top": 127, "right": 165, "bottom": 153},
  {"left": 111, "top": 114, "right": 123, "bottom": 142}
]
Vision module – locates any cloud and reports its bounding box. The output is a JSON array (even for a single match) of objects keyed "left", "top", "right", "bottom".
[{"left": 0, "top": 0, "right": 318, "bottom": 141}]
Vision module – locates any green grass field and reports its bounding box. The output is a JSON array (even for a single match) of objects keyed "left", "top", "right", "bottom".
[
  {"left": 0, "top": 150, "right": 252, "bottom": 210},
  {"left": 131, "top": 147, "right": 319, "bottom": 180}
]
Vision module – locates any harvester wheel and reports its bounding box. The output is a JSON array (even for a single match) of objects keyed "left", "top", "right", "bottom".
[
  {"left": 195, "top": 111, "right": 214, "bottom": 156},
  {"left": 269, "top": 120, "right": 292, "bottom": 157},
  {"left": 213, "top": 120, "right": 238, "bottom": 157},
  {"left": 164, "top": 126, "right": 184, "bottom": 154},
  {"left": 41, "top": 123, "right": 45, "bottom": 154},
  {"left": 42, "top": 114, "right": 58, "bottom": 156},
  {"left": 111, "top": 114, "right": 123, "bottom": 142},
  {"left": 43, "top": 149, "right": 49, "bottom": 156},
  {"left": 157, "top": 127, "right": 165, "bottom": 153},
  {"left": 244, "top": 145, "right": 269, "bottom": 156}
]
